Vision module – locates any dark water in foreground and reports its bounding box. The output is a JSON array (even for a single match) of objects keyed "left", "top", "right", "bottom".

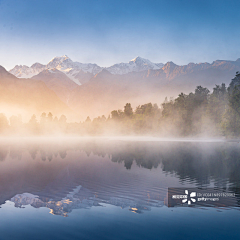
[{"left": 0, "top": 138, "right": 240, "bottom": 240}]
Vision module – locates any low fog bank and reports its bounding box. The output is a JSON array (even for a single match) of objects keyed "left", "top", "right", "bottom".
[
  {"left": 0, "top": 136, "right": 227, "bottom": 144},
  {"left": 0, "top": 72, "right": 240, "bottom": 138},
  {"left": 0, "top": 110, "right": 226, "bottom": 139}
]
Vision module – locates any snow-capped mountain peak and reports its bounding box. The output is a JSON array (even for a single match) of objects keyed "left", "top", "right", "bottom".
[
  {"left": 9, "top": 63, "right": 46, "bottom": 78},
  {"left": 130, "top": 56, "right": 150, "bottom": 64},
  {"left": 49, "top": 55, "right": 69, "bottom": 62},
  {"left": 9, "top": 55, "right": 103, "bottom": 85},
  {"left": 106, "top": 56, "right": 164, "bottom": 74},
  {"left": 130, "top": 56, "right": 160, "bottom": 69},
  {"left": 47, "top": 55, "right": 73, "bottom": 70}
]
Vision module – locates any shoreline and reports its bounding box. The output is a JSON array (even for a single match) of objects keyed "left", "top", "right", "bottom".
[{"left": 0, "top": 135, "right": 231, "bottom": 143}]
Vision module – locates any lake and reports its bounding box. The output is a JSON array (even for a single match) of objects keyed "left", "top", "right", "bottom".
[{"left": 0, "top": 138, "right": 239, "bottom": 240}]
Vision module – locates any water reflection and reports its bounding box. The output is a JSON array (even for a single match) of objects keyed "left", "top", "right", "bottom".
[
  {"left": 11, "top": 186, "right": 101, "bottom": 217},
  {"left": 10, "top": 185, "right": 158, "bottom": 217},
  {"left": 0, "top": 139, "right": 240, "bottom": 216}
]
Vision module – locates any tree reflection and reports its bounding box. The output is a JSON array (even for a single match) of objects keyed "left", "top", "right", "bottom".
[
  {"left": 0, "top": 141, "right": 240, "bottom": 196},
  {"left": 0, "top": 146, "right": 8, "bottom": 161}
]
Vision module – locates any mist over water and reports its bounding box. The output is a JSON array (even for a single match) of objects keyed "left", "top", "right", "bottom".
[
  {"left": 0, "top": 138, "right": 240, "bottom": 206},
  {"left": 0, "top": 138, "right": 239, "bottom": 239}
]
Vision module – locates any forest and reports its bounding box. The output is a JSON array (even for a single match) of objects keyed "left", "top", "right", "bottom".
[{"left": 0, "top": 72, "right": 240, "bottom": 137}]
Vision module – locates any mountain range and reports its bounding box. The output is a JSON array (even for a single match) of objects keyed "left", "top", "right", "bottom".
[
  {"left": 9, "top": 55, "right": 164, "bottom": 85},
  {"left": 3, "top": 55, "right": 240, "bottom": 120}
]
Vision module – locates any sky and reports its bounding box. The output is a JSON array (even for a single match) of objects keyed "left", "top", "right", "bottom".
[{"left": 0, "top": 0, "right": 240, "bottom": 70}]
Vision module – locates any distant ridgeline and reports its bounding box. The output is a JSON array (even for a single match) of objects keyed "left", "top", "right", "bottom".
[{"left": 0, "top": 72, "right": 240, "bottom": 137}]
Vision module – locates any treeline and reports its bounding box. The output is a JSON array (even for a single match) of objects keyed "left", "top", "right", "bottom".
[
  {"left": 0, "top": 72, "right": 240, "bottom": 137},
  {"left": 161, "top": 72, "right": 240, "bottom": 137}
]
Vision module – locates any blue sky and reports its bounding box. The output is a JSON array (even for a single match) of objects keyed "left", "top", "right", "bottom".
[{"left": 0, "top": 0, "right": 240, "bottom": 70}]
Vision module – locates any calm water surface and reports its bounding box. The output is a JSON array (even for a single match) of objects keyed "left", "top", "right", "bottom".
[{"left": 0, "top": 138, "right": 240, "bottom": 240}]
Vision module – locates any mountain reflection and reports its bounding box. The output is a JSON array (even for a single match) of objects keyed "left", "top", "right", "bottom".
[
  {"left": 0, "top": 139, "right": 240, "bottom": 215},
  {"left": 10, "top": 185, "right": 158, "bottom": 217},
  {"left": 11, "top": 186, "right": 101, "bottom": 217}
]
